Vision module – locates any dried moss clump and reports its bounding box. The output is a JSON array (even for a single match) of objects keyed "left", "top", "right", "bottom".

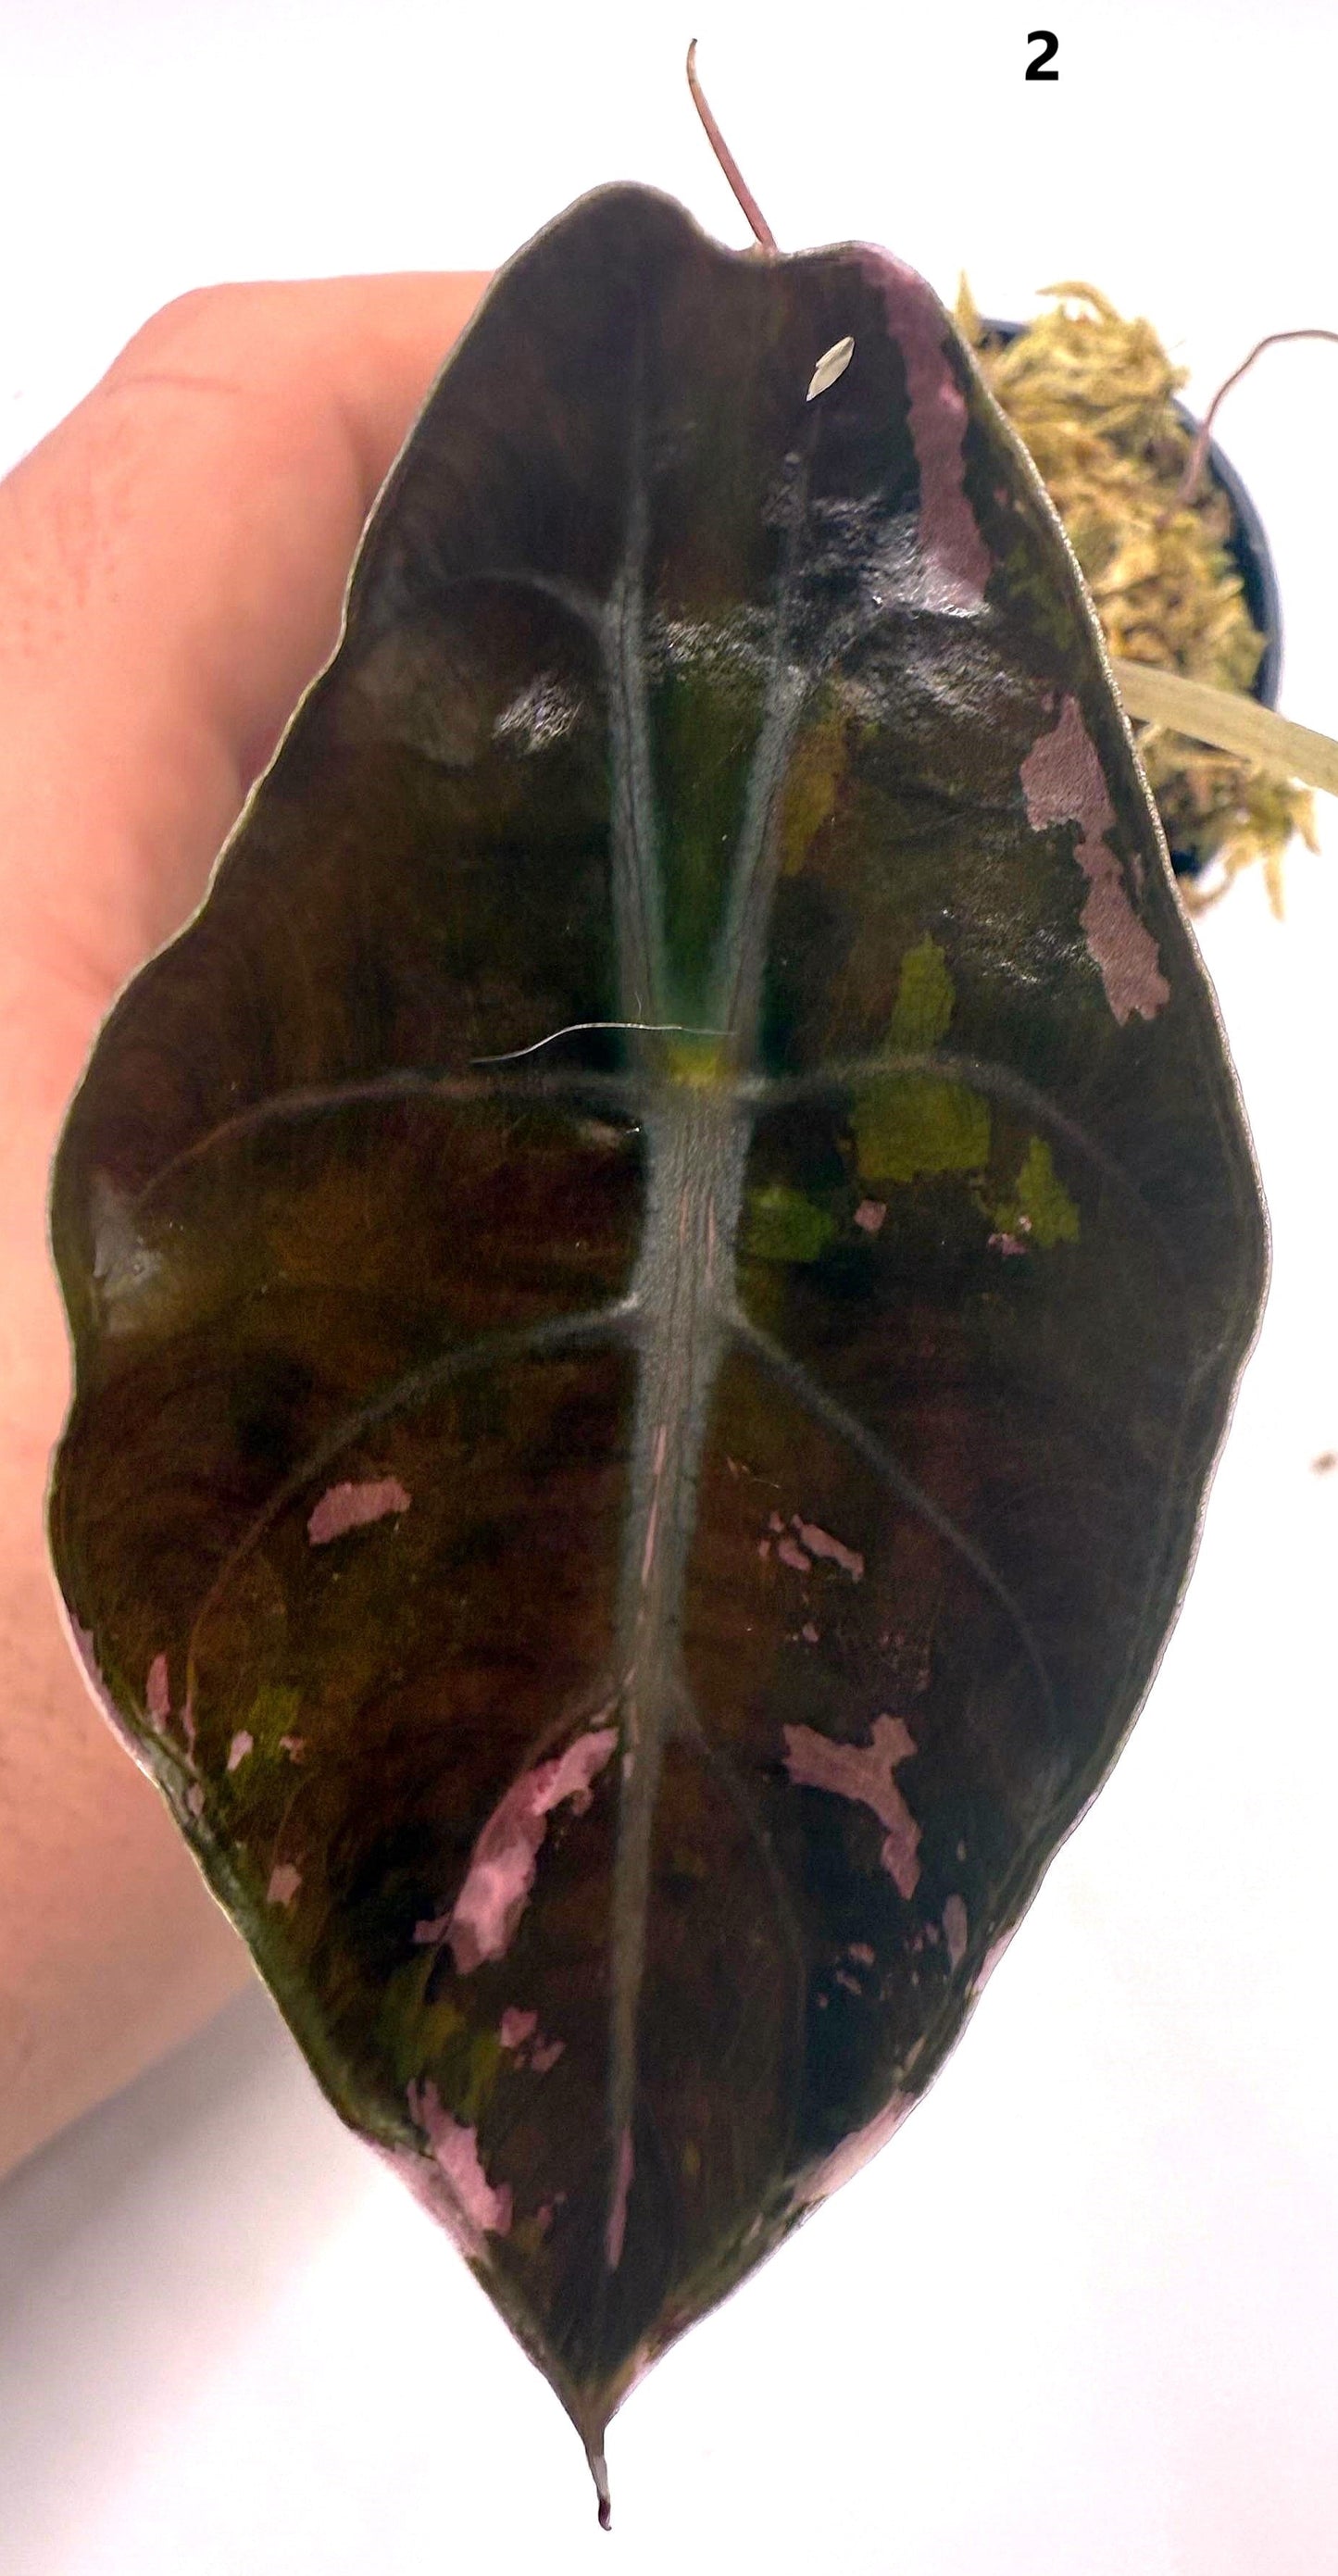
[{"left": 958, "top": 279, "right": 1317, "bottom": 911}]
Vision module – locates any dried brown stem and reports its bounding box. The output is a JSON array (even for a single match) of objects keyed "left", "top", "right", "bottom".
[
  {"left": 685, "top": 38, "right": 778, "bottom": 251},
  {"left": 1178, "top": 327, "right": 1338, "bottom": 504}
]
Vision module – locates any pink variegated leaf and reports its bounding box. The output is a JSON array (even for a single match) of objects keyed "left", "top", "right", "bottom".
[{"left": 49, "top": 186, "right": 1265, "bottom": 2513}]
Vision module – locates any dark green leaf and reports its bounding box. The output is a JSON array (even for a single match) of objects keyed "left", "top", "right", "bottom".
[{"left": 48, "top": 184, "right": 1267, "bottom": 2509}]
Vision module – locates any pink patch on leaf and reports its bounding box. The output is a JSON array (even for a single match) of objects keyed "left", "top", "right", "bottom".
[
  {"left": 793, "top": 1518, "right": 864, "bottom": 1581},
  {"left": 145, "top": 1654, "right": 171, "bottom": 1723},
  {"left": 499, "top": 2007, "right": 538, "bottom": 2051},
  {"left": 446, "top": 1724, "right": 617, "bottom": 1973},
  {"left": 406, "top": 2080, "right": 511, "bottom": 2243},
  {"left": 1019, "top": 694, "right": 1169, "bottom": 1023},
  {"left": 186, "top": 1782, "right": 205, "bottom": 1820},
  {"left": 797, "top": 2091, "right": 915, "bottom": 2207},
  {"left": 847, "top": 1942, "right": 875, "bottom": 1968},
  {"left": 227, "top": 1731, "right": 253, "bottom": 1772},
  {"left": 943, "top": 1894, "right": 969, "bottom": 1968},
  {"left": 783, "top": 1713, "right": 922, "bottom": 1899},
  {"left": 268, "top": 1862, "right": 301, "bottom": 1907},
  {"left": 606, "top": 2126, "right": 634, "bottom": 2270},
  {"left": 279, "top": 1734, "right": 306, "bottom": 1759},
  {"left": 854, "top": 1198, "right": 886, "bottom": 1234},
  {"left": 530, "top": 2037, "right": 565, "bottom": 2075},
  {"left": 306, "top": 1476, "right": 410, "bottom": 1546},
  {"left": 777, "top": 1535, "right": 812, "bottom": 1574},
  {"left": 974, "top": 1925, "right": 1017, "bottom": 1995},
  {"left": 856, "top": 249, "right": 992, "bottom": 608}
]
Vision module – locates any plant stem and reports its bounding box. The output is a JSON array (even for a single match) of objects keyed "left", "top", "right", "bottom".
[
  {"left": 1178, "top": 328, "right": 1338, "bottom": 503},
  {"left": 685, "top": 39, "right": 778, "bottom": 250}
]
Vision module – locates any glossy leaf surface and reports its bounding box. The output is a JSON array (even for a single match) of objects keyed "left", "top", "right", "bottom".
[{"left": 49, "top": 186, "right": 1266, "bottom": 2495}]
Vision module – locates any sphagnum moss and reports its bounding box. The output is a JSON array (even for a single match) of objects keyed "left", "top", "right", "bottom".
[{"left": 958, "top": 279, "right": 1318, "bottom": 914}]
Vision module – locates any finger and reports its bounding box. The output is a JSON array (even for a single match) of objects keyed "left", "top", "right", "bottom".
[
  {"left": 0, "top": 275, "right": 485, "bottom": 2165},
  {"left": 0, "top": 271, "right": 488, "bottom": 1016},
  {"left": 0, "top": 1481, "right": 254, "bottom": 2183},
  {"left": 0, "top": 273, "right": 488, "bottom": 1466}
]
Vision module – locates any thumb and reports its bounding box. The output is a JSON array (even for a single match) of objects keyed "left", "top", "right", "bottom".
[{"left": 0, "top": 270, "right": 489, "bottom": 1032}]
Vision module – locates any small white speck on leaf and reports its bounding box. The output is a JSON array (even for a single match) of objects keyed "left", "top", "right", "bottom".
[{"left": 807, "top": 335, "right": 855, "bottom": 402}]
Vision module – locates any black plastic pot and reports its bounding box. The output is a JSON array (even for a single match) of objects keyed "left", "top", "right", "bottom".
[
  {"left": 984, "top": 319, "right": 1283, "bottom": 872},
  {"left": 1202, "top": 431, "right": 1282, "bottom": 708}
]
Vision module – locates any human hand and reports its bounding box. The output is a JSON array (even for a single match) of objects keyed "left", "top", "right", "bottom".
[{"left": 0, "top": 271, "right": 488, "bottom": 2177}]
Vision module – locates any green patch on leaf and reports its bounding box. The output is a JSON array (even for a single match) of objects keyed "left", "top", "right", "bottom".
[
  {"left": 375, "top": 1953, "right": 467, "bottom": 2092},
  {"left": 244, "top": 1680, "right": 304, "bottom": 1744},
  {"left": 853, "top": 935, "right": 990, "bottom": 1182},
  {"left": 778, "top": 701, "right": 848, "bottom": 875},
  {"left": 458, "top": 2026, "right": 505, "bottom": 2125},
  {"left": 855, "top": 1080, "right": 990, "bottom": 1184},
  {"left": 745, "top": 1181, "right": 837, "bottom": 1264},
  {"left": 374, "top": 1977, "right": 501, "bottom": 2132},
  {"left": 887, "top": 933, "right": 957, "bottom": 1050},
  {"left": 993, "top": 1136, "right": 1082, "bottom": 1247}
]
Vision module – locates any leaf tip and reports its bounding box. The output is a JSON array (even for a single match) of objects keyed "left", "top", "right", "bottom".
[{"left": 587, "top": 2439, "right": 612, "bottom": 2531}]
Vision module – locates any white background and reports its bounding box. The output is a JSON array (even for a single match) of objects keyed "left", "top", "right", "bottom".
[{"left": 2, "top": 2, "right": 1335, "bottom": 2569}]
